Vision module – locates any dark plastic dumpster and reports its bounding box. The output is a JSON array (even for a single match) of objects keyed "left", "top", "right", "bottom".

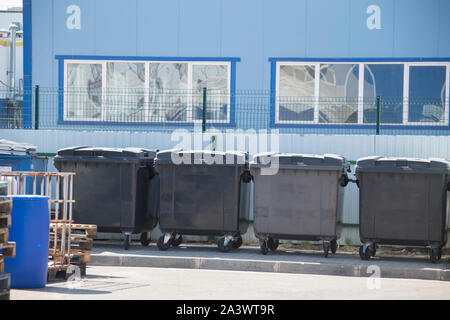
[
  {"left": 53, "top": 146, "right": 159, "bottom": 250},
  {"left": 0, "top": 139, "right": 48, "bottom": 194},
  {"left": 154, "top": 149, "right": 252, "bottom": 252},
  {"left": 250, "top": 153, "right": 350, "bottom": 257},
  {"left": 3, "top": 195, "right": 49, "bottom": 288},
  {"left": 355, "top": 156, "right": 450, "bottom": 263}
]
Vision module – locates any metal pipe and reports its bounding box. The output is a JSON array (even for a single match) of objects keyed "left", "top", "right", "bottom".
[{"left": 8, "top": 23, "right": 18, "bottom": 99}]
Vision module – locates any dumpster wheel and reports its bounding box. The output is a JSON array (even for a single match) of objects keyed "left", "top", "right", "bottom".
[
  {"left": 218, "top": 236, "right": 233, "bottom": 252},
  {"left": 323, "top": 242, "right": 330, "bottom": 258},
  {"left": 430, "top": 247, "right": 442, "bottom": 263},
  {"left": 259, "top": 239, "right": 269, "bottom": 255},
  {"left": 231, "top": 236, "right": 243, "bottom": 249},
  {"left": 140, "top": 232, "right": 151, "bottom": 247},
  {"left": 157, "top": 234, "right": 172, "bottom": 251},
  {"left": 171, "top": 234, "right": 183, "bottom": 247},
  {"left": 124, "top": 234, "right": 132, "bottom": 250},
  {"left": 359, "top": 245, "right": 372, "bottom": 260},
  {"left": 267, "top": 238, "right": 279, "bottom": 251},
  {"left": 330, "top": 239, "right": 337, "bottom": 254},
  {"left": 371, "top": 243, "right": 377, "bottom": 257}
]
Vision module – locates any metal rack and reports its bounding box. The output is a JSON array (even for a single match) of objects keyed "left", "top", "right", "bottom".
[{"left": 0, "top": 171, "right": 76, "bottom": 275}]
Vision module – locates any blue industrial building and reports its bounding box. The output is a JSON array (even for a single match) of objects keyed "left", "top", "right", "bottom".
[{"left": 23, "top": 0, "right": 450, "bottom": 134}]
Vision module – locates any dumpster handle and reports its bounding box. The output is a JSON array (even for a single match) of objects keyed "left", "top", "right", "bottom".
[
  {"left": 348, "top": 178, "right": 360, "bottom": 188},
  {"left": 241, "top": 171, "right": 253, "bottom": 183}
]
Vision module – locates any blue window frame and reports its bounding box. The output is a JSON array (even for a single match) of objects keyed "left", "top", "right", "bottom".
[
  {"left": 55, "top": 55, "right": 239, "bottom": 127},
  {"left": 269, "top": 58, "right": 450, "bottom": 131}
]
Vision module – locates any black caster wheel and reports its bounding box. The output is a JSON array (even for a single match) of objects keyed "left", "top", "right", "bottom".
[
  {"left": 124, "top": 234, "right": 131, "bottom": 250},
  {"left": 323, "top": 242, "right": 330, "bottom": 258},
  {"left": 430, "top": 247, "right": 441, "bottom": 263},
  {"left": 371, "top": 243, "right": 377, "bottom": 257},
  {"left": 157, "top": 235, "right": 172, "bottom": 251},
  {"left": 330, "top": 239, "right": 337, "bottom": 254},
  {"left": 140, "top": 232, "right": 151, "bottom": 247},
  {"left": 260, "top": 240, "right": 269, "bottom": 255},
  {"left": 172, "top": 234, "right": 183, "bottom": 247},
  {"left": 267, "top": 238, "right": 279, "bottom": 251},
  {"left": 218, "top": 237, "right": 233, "bottom": 252},
  {"left": 232, "top": 236, "right": 243, "bottom": 249},
  {"left": 359, "top": 245, "right": 372, "bottom": 260}
]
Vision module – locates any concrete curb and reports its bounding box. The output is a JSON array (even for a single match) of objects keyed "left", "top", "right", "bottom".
[{"left": 90, "top": 254, "right": 450, "bottom": 282}]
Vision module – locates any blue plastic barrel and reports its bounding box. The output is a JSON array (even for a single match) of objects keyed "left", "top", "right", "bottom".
[{"left": 3, "top": 195, "right": 49, "bottom": 288}]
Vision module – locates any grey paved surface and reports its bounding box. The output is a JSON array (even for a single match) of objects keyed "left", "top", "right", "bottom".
[
  {"left": 11, "top": 265, "right": 450, "bottom": 300},
  {"left": 89, "top": 242, "right": 450, "bottom": 281}
]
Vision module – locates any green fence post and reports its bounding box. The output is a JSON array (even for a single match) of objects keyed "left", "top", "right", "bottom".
[
  {"left": 34, "top": 85, "right": 39, "bottom": 130},
  {"left": 202, "top": 87, "right": 207, "bottom": 133},
  {"left": 211, "top": 136, "right": 217, "bottom": 151},
  {"left": 376, "top": 95, "right": 380, "bottom": 135}
]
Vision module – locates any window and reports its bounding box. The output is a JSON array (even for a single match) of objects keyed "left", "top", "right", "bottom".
[
  {"left": 148, "top": 63, "right": 189, "bottom": 122},
  {"left": 274, "top": 60, "right": 450, "bottom": 126},
  {"left": 65, "top": 63, "right": 102, "bottom": 121},
  {"left": 408, "top": 65, "right": 446, "bottom": 123},
  {"left": 363, "top": 64, "right": 404, "bottom": 124},
  {"left": 62, "top": 58, "right": 233, "bottom": 124},
  {"left": 319, "top": 64, "right": 359, "bottom": 123},
  {"left": 106, "top": 62, "right": 145, "bottom": 122},
  {"left": 278, "top": 64, "right": 315, "bottom": 122}
]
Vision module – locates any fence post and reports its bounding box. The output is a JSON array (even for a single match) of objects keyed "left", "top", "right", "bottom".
[
  {"left": 34, "top": 85, "right": 39, "bottom": 130},
  {"left": 376, "top": 95, "right": 380, "bottom": 135},
  {"left": 202, "top": 87, "right": 207, "bottom": 133}
]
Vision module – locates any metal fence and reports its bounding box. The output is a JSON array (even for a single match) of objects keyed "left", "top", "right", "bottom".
[{"left": 1, "top": 86, "right": 449, "bottom": 135}]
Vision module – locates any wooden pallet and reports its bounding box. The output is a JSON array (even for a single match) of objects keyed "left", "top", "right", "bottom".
[
  {"left": 0, "top": 199, "right": 12, "bottom": 215},
  {"left": 50, "top": 223, "right": 97, "bottom": 238},
  {"left": 47, "top": 264, "right": 83, "bottom": 282},
  {"left": 48, "top": 223, "right": 96, "bottom": 280},
  {"left": 70, "top": 249, "right": 92, "bottom": 264},
  {"left": 0, "top": 229, "right": 8, "bottom": 245},
  {"left": 49, "top": 237, "right": 93, "bottom": 250},
  {"left": 0, "top": 242, "right": 16, "bottom": 258},
  {"left": 0, "top": 256, "right": 4, "bottom": 273},
  {"left": 49, "top": 248, "right": 92, "bottom": 264},
  {"left": 0, "top": 215, "right": 10, "bottom": 229}
]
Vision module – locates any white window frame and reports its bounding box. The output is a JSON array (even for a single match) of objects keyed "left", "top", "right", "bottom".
[
  {"left": 63, "top": 59, "right": 232, "bottom": 124},
  {"left": 189, "top": 61, "right": 231, "bottom": 124},
  {"left": 404, "top": 62, "right": 449, "bottom": 126},
  {"left": 63, "top": 59, "right": 106, "bottom": 122},
  {"left": 275, "top": 62, "right": 318, "bottom": 124},
  {"left": 275, "top": 61, "right": 450, "bottom": 126}
]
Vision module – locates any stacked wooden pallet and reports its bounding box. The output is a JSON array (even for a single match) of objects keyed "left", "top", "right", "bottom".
[
  {"left": 49, "top": 223, "right": 97, "bottom": 278},
  {"left": 0, "top": 198, "right": 15, "bottom": 300}
]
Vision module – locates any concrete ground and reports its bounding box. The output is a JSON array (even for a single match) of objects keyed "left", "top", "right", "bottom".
[
  {"left": 11, "top": 265, "right": 450, "bottom": 300},
  {"left": 88, "top": 242, "right": 450, "bottom": 281}
]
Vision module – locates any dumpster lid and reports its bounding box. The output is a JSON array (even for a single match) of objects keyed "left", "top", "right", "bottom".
[
  {"left": 356, "top": 156, "right": 450, "bottom": 173},
  {"left": 251, "top": 152, "right": 347, "bottom": 169},
  {"left": 56, "top": 146, "right": 157, "bottom": 159},
  {"left": 0, "top": 139, "right": 37, "bottom": 155},
  {"left": 155, "top": 149, "right": 247, "bottom": 165}
]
